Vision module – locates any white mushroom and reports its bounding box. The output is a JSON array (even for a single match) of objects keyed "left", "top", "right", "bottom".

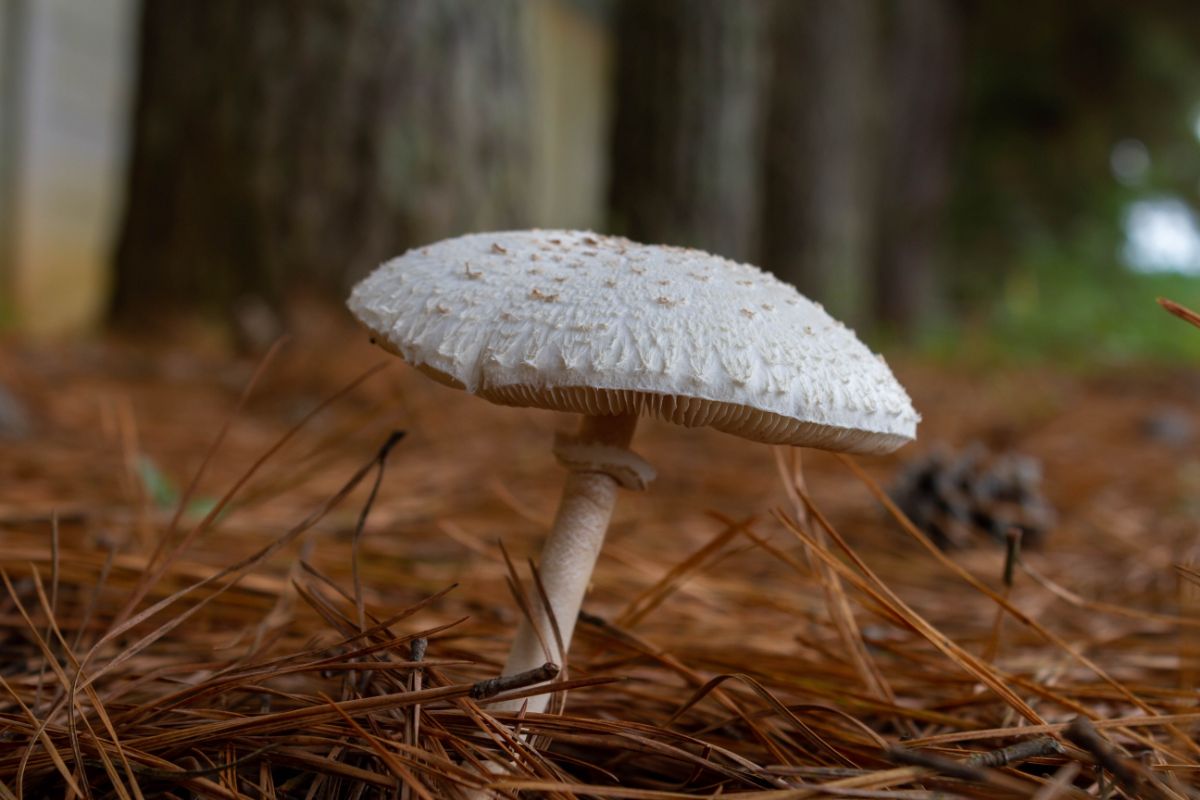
[{"left": 348, "top": 230, "right": 919, "bottom": 713}]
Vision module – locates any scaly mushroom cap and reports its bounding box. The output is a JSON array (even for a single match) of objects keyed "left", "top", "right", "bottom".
[{"left": 348, "top": 230, "right": 919, "bottom": 453}]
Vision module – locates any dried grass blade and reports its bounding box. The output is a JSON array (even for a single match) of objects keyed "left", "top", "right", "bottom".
[
  {"left": 28, "top": 566, "right": 145, "bottom": 800},
  {"left": 773, "top": 450, "right": 895, "bottom": 709},
  {"left": 352, "top": 431, "right": 405, "bottom": 632},
  {"left": 489, "top": 783, "right": 742, "bottom": 799},
  {"left": 664, "top": 672, "right": 862, "bottom": 767},
  {"left": 0, "top": 674, "right": 84, "bottom": 797},
  {"left": 294, "top": 578, "right": 361, "bottom": 637},
  {"left": 839, "top": 454, "right": 1200, "bottom": 755},
  {"left": 114, "top": 361, "right": 387, "bottom": 627},
  {"left": 124, "top": 675, "right": 608, "bottom": 751},
  {"left": 320, "top": 693, "right": 437, "bottom": 800},
  {"left": 527, "top": 560, "right": 567, "bottom": 676},
  {"left": 694, "top": 702, "right": 892, "bottom": 753},
  {"left": 270, "top": 747, "right": 397, "bottom": 791},
  {"left": 3, "top": 568, "right": 93, "bottom": 796},
  {"left": 171, "top": 338, "right": 285, "bottom": 537},
  {"left": 615, "top": 516, "right": 750, "bottom": 629},
  {"left": 768, "top": 510, "right": 1045, "bottom": 725},
  {"left": 1020, "top": 561, "right": 1200, "bottom": 627},
  {"left": 71, "top": 541, "right": 114, "bottom": 653},
  {"left": 79, "top": 423, "right": 398, "bottom": 690},
  {"left": 33, "top": 513, "right": 59, "bottom": 713},
  {"left": 71, "top": 710, "right": 134, "bottom": 800},
  {"left": 578, "top": 612, "right": 794, "bottom": 767},
  {"left": 499, "top": 540, "right": 552, "bottom": 664},
  {"left": 299, "top": 559, "right": 458, "bottom": 632},
  {"left": 241, "top": 535, "right": 314, "bottom": 658},
  {"left": 158, "top": 337, "right": 287, "bottom": 565}
]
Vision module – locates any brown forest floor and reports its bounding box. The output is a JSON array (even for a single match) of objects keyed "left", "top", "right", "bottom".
[{"left": 3, "top": 313, "right": 1200, "bottom": 798}]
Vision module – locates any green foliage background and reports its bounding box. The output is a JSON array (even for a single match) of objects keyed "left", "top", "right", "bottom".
[{"left": 938, "top": 1, "right": 1200, "bottom": 364}]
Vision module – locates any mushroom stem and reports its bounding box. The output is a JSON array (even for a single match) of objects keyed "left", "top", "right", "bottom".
[{"left": 494, "top": 413, "right": 641, "bottom": 713}]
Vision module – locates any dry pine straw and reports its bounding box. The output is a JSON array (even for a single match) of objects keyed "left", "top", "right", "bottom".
[{"left": 1, "top": 335, "right": 1200, "bottom": 798}]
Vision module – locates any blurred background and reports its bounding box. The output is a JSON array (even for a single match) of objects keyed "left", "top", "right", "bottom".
[
  {"left": 5, "top": 0, "right": 1200, "bottom": 362},
  {"left": 8, "top": 6, "right": 1200, "bottom": 792}
]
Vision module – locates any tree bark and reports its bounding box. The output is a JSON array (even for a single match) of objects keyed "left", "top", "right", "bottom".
[
  {"left": 762, "top": 0, "right": 881, "bottom": 327},
  {"left": 874, "top": 0, "right": 961, "bottom": 335},
  {"left": 607, "top": 0, "right": 769, "bottom": 263},
  {"left": 112, "top": 0, "right": 532, "bottom": 322}
]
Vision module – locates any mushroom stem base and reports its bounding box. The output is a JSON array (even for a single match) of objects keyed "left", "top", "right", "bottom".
[{"left": 493, "top": 413, "right": 641, "bottom": 714}]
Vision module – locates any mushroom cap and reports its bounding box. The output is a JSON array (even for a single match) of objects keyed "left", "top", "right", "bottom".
[{"left": 348, "top": 230, "right": 919, "bottom": 453}]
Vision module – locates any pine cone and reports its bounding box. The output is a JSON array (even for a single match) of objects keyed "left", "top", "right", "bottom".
[{"left": 889, "top": 443, "right": 1055, "bottom": 550}]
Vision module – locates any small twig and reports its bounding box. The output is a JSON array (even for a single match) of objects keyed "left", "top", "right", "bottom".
[
  {"left": 1064, "top": 717, "right": 1136, "bottom": 784},
  {"left": 886, "top": 742, "right": 1066, "bottom": 797},
  {"left": 1064, "top": 716, "right": 1162, "bottom": 799},
  {"left": 966, "top": 736, "right": 1063, "bottom": 768},
  {"left": 885, "top": 747, "right": 992, "bottom": 783},
  {"left": 470, "top": 663, "right": 559, "bottom": 701}
]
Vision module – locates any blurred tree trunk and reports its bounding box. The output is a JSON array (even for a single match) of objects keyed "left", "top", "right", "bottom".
[
  {"left": 874, "top": 0, "right": 961, "bottom": 335},
  {"left": 762, "top": 0, "right": 881, "bottom": 326},
  {"left": 112, "top": 0, "right": 531, "bottom": 322},
  {"left": 607, "top": 0, "right": 769, "bottom": 263}
]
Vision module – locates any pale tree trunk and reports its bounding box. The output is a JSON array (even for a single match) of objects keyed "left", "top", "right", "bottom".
[
  {"left": 608, "top": 0, "right": 770, "bottom": 263},
  {"left": 763, "top": 0, "right": 881, "bottom": 327},
  {"left": 874, "top": 0, "right": 961, "bottom": 335},
  {"left": 113, "top": 0, "right": 532, "bottom": 321}
]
